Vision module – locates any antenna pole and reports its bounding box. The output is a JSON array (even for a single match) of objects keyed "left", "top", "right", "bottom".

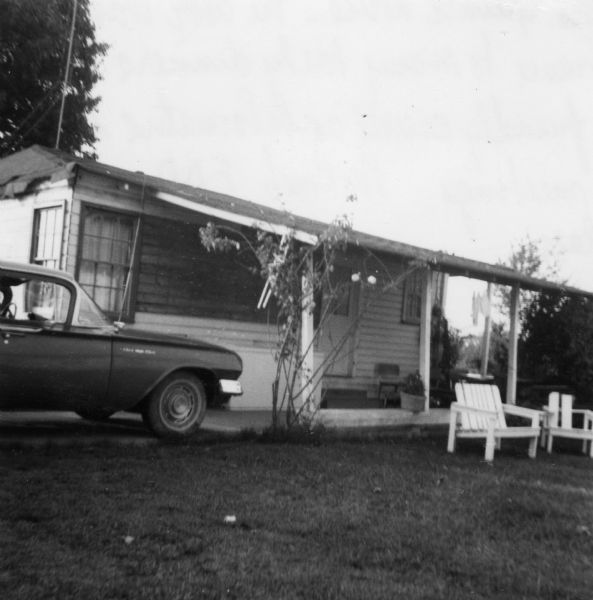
[{"left": 55, "top": 0, "right": 78, "bottom": 149}]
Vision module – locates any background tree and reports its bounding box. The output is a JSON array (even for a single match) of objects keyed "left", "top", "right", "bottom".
[
  {"left": 520, "top": 292, "right": 593, "bottom": 404},
  {"left": 494, "top": 236, "right": 562, "bottom": 318},
  {"left": 0, "top": 0, "right": 107, "bottom": 158},
  {"left": 457, "top": 322, "right": 508, "bottom": 379},
  {"left": 467, "top": 237, "right": 560, "bottom": 381},
  {"left": 482, "top": 237, "right": 593, "bottom": 406}
]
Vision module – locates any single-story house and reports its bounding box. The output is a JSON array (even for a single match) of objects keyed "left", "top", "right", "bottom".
[{"left": 1, "top": 145, "right": 592, "bottom": 426}]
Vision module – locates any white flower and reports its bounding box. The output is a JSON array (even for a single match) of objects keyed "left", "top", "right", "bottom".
[
  {"left": 367, "top": 275, "right": 377, "bottom": 285},
  {"left": 351, "top": 272, "right": 361, "bottom": 282}
]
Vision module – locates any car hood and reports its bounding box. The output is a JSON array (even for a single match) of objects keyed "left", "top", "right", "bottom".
[{"left": 116, "top": 327, "right": 242, "bottom": 362}]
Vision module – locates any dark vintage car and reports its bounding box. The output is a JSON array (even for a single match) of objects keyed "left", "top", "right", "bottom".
[{"left": 0, "top": 260, "right": 243, "bottom": 438}]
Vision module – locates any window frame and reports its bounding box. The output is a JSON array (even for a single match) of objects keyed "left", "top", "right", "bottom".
[
  {"left": 402, "top": 270, "right": 423, "bottom": 324},
  {"left": 76, "top": 203, "right": 140, "bottom": 322},
  {"left": 30, "top": 204, "right": 64, "bottom": 270}
]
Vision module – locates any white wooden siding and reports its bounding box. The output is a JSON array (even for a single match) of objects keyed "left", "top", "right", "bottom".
[
  {"left": 133, "top": 312, "right": 276, "bottom": 349},
  {"left": 64, "top": 196, "right": 80, "bottom": 275},
  {"left": 132, "top": 313, "right": 282, "bottom": 409},
  {"left": 0, "top": 184, "right": 73, "bottom": 268},
  {"left": 355, "top": 274, "right": 419, "bottom": 382},
  {"left": 0, "top": 198, "right": 34, "bottom": 261}
]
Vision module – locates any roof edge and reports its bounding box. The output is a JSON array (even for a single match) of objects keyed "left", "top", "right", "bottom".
[{"left": 3, "top": 145, "right": 592, "bottom": 300}]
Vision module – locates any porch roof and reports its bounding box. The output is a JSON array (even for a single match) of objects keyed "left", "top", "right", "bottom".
[{"left": 2, "top": 145, "right": 592, "bottom": 300}]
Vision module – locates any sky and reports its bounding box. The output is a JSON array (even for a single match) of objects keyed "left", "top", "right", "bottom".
[{"left": 88, "top": 0, "right": 593, "bottom": 333}]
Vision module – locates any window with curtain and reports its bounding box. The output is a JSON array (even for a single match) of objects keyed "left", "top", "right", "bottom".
[
  {"left": 402, "top": 270, "right": 423, "bottom": 324},
  {"left": 31, "top": 205, "right": 63, "bottom": 269},
  {"left": 78, "top": 206, "right": 137, "bottom": 317}
]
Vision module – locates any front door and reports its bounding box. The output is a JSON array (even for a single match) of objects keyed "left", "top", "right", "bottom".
[{"left": 318, "top": 265, "right": 358, "bottom": 377}]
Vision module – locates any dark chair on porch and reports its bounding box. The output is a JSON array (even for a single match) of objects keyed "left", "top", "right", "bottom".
[{"left": 375, "top": 363, "right": 400, "bottom": 408}]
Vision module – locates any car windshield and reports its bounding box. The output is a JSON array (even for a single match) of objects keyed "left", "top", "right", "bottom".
[{"left": 73, "top": 285, "right": 113, "bottom": 327}]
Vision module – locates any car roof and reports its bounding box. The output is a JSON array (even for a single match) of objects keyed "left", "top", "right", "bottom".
[{"left": 0, "top": 260, "right": 75, "bottom": 281}]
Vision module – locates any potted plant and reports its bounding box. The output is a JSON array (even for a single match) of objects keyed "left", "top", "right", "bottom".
[{"left": 400, "top": 371, "right": 426, "bottom": 412}]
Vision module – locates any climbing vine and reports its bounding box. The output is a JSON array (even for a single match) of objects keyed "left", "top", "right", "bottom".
[{"left": 200, "top": 214, "right": 421, "bottom": 429}]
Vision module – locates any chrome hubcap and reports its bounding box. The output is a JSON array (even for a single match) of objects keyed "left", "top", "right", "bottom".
[{"left": 162, "top": 384, "right": 196, "bottom": 427}]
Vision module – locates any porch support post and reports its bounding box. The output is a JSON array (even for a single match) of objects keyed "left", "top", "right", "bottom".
[
  {"left": 480, "top": 282, "right": 493, "bottom": 378},
  {"left": 506, "top": 283, "right": 520, "bottom": 405},
  {"left": 419, "top": 267, "right": 432, "bottom": 412},
  {"left": 300, "top": 254, "right": 317, "bottom": 411}
]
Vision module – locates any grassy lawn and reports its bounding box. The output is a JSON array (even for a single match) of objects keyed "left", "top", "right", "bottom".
[{"left": 1, "top": 432, "right": 592, "bottom": 600}]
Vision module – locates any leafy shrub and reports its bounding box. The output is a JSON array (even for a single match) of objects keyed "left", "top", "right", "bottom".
[
  {"left": 401, "top": 371, "right": 425, "bottom": 396},
  {"left": 520, "top": 293, "right": 593, "bottom": 406}
]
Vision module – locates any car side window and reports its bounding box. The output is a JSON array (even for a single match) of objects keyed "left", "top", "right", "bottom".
[
  {"left": 25, "top": 279, "right": 71, "bottom": 323},
  {"left": 0, "top": 277, "right": 71, "bottom": 324}
]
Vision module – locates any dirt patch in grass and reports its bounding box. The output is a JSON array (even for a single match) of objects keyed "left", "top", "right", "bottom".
[{"left": 1, "top": 435, "right": 592, "bottom": 599}]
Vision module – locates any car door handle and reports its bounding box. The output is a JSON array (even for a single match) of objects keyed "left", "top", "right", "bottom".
[{"left": 1, "top": 328, "right": 43, "bottom": 338}]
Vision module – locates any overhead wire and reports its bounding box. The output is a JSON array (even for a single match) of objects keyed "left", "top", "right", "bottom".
[
  {"left": 3, "top": 79, "right": 63, "bottom": 139},
  {"left": 0, "top": 86, "right": 63, "bottom": 153},
  {"left": 55, "top": 0, "right": 78, "bottom": 149},
  {"left": 1, "top": 0, "right": 77, "bottom": 153}
]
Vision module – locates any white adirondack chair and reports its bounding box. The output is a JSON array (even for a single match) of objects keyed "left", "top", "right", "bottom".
[
  {"left": 447, "top": 382, "right": 542, "bottom": 461},
  {"left": 543, "top": 392, "right": 593, "bottom": 458}
]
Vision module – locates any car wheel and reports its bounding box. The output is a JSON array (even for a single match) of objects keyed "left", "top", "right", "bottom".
[
  {"left": 143, "top": 373, "right": 207, "bottom": 438},
  {"left": 76, "top": 408, "right": 115, "bottom": 421}
]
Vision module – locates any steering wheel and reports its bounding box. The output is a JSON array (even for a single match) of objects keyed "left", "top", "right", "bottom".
[{"left": 0, "top": 286, "right": 15, "bottom": 319}]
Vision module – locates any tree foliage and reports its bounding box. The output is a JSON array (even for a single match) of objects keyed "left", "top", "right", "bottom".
[
  {"left": 520, "top": 292, "right": 593, "bottom": 403},
  {"left": 467, "top": 237, "right": 563, "bottom": 385},
  {"left": 494, "top": 236, "right": 562, "bottom": 318},
  {"left": 490, "top": 237, "right": 593, "bottom": 404},
  {"left": 0, "top": 0, "right": 107, "bottom": 157}
]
